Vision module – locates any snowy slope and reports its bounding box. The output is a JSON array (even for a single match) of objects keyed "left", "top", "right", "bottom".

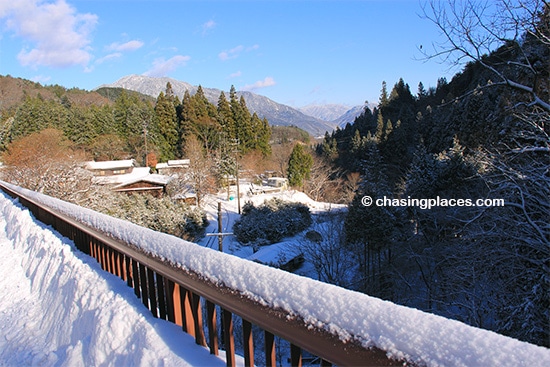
[
  {"left": 1, "top": 182, "right": 549, "bottom": 367},
  {"left": 0, "top": 191, "right": 239, "bottom": 367}
]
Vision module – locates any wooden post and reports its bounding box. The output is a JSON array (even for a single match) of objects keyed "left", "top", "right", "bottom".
[
  {"left": 147, "top": 268, "right": 158, "bottom": 318},
  {"left": 291, "top": 344, "right": 302, "bottom": 367},
  {"left": 157, "top": 273, "right": 167, "bottom": 320},
  {"left": 223, "top": 309, "right": 236, "bottom": 367},
  {"left": 265, "top": 331, "right": 276, "bottom": 367},
  {"left": 191, "top": 292, "right": 206, "bottom": 346},
  {"left": 218, "top": 202, "right": 223, "bottom": 252},
  {"left": 206, "top": 301, "right": 218, "bottom": 355},
  {"left": 243, "top": 319, "right": 254, "bottom": 367}
]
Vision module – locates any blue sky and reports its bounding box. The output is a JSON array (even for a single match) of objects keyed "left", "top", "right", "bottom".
[{"left": 0, "top": 0, "right": 455, "bottom": 107}]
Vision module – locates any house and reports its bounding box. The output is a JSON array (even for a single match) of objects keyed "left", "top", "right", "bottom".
[
  {"left": 156, "top": 159, "right": 190, "bottom": 175},
  {"left": 266, "top": 177, "right": 289, "bottom": 189},
  {"left": 84, "top": 159, "right": 136, "bottom": 176},
  {"left": 112, "top": 174, "right": 172, "bottom": 197}
]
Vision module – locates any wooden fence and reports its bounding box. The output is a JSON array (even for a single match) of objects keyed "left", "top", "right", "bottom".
[{"left": 0, "top": 183, "right": 403, "bottom": 367}]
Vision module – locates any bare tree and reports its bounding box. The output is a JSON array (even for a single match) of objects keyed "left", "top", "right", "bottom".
[
  {"left": 177, "top": 134, "right": 217, "bottom": 207},
  {"left": 1, "top": 128, "right": 100, "bottom": 203},
  {"left": 301, "top": 211, "right": 355, "bottom": 287},
  {"left": 421, "top": 0, "right": 550, "bottom": 111}
]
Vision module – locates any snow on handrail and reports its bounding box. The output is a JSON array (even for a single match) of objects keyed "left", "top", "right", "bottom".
[{"left": 1, "top": 181, "right": 549, "bottom": 367}]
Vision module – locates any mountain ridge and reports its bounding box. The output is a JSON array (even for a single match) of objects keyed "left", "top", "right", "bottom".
[{"left": 96, "top": 75, "right": 339, "bottom": 137}]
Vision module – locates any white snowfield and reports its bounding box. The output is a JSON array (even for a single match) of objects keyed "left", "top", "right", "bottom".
[
  {"left": 1, "top": 182, "right": 549, "bottom": 367},
  {"left": 0, "top": 189, "right": 236, "bottom": 367}
]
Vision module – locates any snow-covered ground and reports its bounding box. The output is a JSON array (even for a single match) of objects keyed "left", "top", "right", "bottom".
[
  {"left": 0, "top": 189, "right": 241, "bottom": 367},
  {"left": 198, "top": 187, "right": 345, "bottom": 263},
  {"left": 1, "top": 182, "right": 549, "bottom": 367}
]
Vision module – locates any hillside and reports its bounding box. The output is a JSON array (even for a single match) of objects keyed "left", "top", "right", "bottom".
[
  {"left": 96, "top": 75, "right": 338, "bottom": 136},
  {"left": 0, "top": 75, "right": 111, "bottom": 110}
]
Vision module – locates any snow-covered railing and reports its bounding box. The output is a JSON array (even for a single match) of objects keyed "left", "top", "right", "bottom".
[
  {"left": 2, "top": 181, "right": 549, "bottom": 367},
  {"left": 0, "top": 182, "right": 399, "bottom": 366}
]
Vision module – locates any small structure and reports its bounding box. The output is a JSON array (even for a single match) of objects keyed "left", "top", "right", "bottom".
[
  {"left": 266, "top": 177, "right": 289, "bottom": 190},
  {"left": 112, "top": 174, "right": 172, "bottom": 197},
  {"left": 85, "top": 160, "right": 136, "bottom": 176},
  {"left": 173, "top": 184, "right": 198, "bottom": 205},
  {"left": 156, "top": 159, "right": 190, "bottom": 175}
]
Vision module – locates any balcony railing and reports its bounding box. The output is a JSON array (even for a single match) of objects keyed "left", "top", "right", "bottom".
[{"left": 0, "top": 181, "right": 403, "bottom": 367}]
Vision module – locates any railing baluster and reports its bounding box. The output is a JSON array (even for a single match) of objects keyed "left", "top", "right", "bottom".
[
  {"left": 181, "top": 287, "right": 195, "bottom": 337},
  {"left": 123, "top": 255, "right": 130, "bottom": 285},
  {"left": 243, "top": 319, "right": 254, "bottom": 367},
  {"left": 265, "top": 330, "right": 276, "bottom": 367},
  {"left": 147, "top": 268, "right": 158, "bottom": 318},
  {"left": 223, "top": 309, "right": 235, "bottom": 367},
  {"left": 191, "top": 293, "right": 206, "bottom": 346},
  {"left": 164, "top": 278, "right": 176, "bottom": 323},
  {"left": 173, "top": 282, "right": 183, "bottom": 326},
  {"left": 290, "top": 344, "right": 302, "bottom": 367},
  {"left": 206, "top": 300, "right": 218, "bottom": 355},
  {"left": 139, "top": 263, "right": 149, "bottom": 309},
  {"left": 99, "top": 243, "right": 107, "bottom": 270},
  {"left": 131, "top": 258, "right": 140, "bottom": 297},
  {"left": 157, "top": 273, "right": 167, "bottom": 320}
]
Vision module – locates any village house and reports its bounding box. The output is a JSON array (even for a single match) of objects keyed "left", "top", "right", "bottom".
[
  {"left": 112, "top": 174, "right": 172, "bottom": 198},
  {"left": 155, "top": 159, "right": 190, "bottom": 175}
]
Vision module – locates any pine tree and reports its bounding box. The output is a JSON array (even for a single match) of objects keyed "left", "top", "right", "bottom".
[
  {"left": 154, "top": 91, "right": 178, "bottom": 160},
  {"left": 287, "top": 143, "right": 313, "bottom": 187},
  {"left": 217, "top": 91, "right": 236, "bottom": 138},
  {"left": 379, "top": 81, "right": 389, "bottom": 107}
]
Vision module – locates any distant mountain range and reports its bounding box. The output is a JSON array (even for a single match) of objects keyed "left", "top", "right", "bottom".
[{"left": 96, "top": 75, "right": 370, "bottom": 137}]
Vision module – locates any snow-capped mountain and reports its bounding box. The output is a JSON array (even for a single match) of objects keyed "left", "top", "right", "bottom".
[
  {"left": 333, "top": 103, "right": 375, "bottom": 128},
  {"left": 96, "top": 75, "right": 338, "bottom": 137},
  {"left": 298, "top": 104, "right": 353, "bottom": 122},
  {"left": 299, "top": 102, "right": 377, "bottom": 130}
]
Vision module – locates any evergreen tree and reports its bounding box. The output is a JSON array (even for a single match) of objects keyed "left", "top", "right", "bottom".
[
  {"left": 287, "top": 143, "right": 313, "bottom": 187},
  {"left": 217, "top": 91, "right": 236, "bottom": 138},
  {"left": 154, "top": 91, "right": 178, "bottom": 160},
  {"left": 379, "top": 81, "right": 389, "bottom": 107}
]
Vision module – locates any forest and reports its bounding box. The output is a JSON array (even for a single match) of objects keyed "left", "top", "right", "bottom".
[
  {"left": 314, "top": 1, "right": 549, "bottom": 346},
  {"left": 0, "top": 0, "right": 548, "bottom": 348}
]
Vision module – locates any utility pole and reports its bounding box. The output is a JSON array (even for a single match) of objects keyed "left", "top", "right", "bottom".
[
  {"left": 205, "top": 202, "right": 233, "bottom": 253},
  {"left": 143, "top": 126, "right": 148, "bottom": 167}
]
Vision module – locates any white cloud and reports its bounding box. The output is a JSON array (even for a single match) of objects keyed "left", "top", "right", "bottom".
[
  {"left": 218, "top": 44, "right": 259, "bottom": 61},
  {"left": 143, "top": 55, "right": 191, "bottom": 77},
  {"left": 202, "top": 19, "right": 216, "bottom": 35},
  {"left": 228, "top": 71, "right": 242, "bottom": 78},
  {"left": 107, "top": 40, "right": 144, "bottom": 52},
  {"left": 218, "top": 45, "right": 244, "bottom": 61},
  {"left": 2, "top": 0, "right": 97, "bottom": 68},
  {"left": 241, "top": 77, "right": 276, "bottom": 91},
  {"left": 96, "top": 52, "right": 122, "bottom": 64}
]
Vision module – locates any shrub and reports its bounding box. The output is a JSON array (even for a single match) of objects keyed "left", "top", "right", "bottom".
[{"left": 234, "top": 198, "right": 311, "bottom": 246}]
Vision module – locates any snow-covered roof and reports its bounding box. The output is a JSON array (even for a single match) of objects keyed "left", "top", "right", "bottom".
[
  {"left": 168, "top": 159, "right": 190, "bottom": 166},
  {"left": 92, "top": 167, "right": 151, "bottom": 185},
  {"left": 156, "top": 159, "right": 190, "bottom": 169},
  {"left": 247, "top": 241, "right": 299, "bottom": 265},
  {"left": 112, "top": 174, "right": 172, "bottom": 189},
  {"left": 85, "top": 159, "right": 135, "bottom": 170}
]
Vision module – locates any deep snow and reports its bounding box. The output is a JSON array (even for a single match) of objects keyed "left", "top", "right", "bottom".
[
  {"left": 1, "top": 182, "right": 549, "bottom": 367},
  {"left": 0, "top": 190, "right": 240, "bottom": 367}
]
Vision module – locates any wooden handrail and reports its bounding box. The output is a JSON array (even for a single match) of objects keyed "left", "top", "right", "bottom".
[{"left": 0, "top": 182, "right": 403, "bottom": 367}]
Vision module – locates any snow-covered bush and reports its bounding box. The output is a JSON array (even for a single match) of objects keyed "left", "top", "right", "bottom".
[
  {"left": 84, "top": 191, "right": 208, "bottom": 241},
  {"left": 234, "top": 198, "right": 311, "bottom": 247}
]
